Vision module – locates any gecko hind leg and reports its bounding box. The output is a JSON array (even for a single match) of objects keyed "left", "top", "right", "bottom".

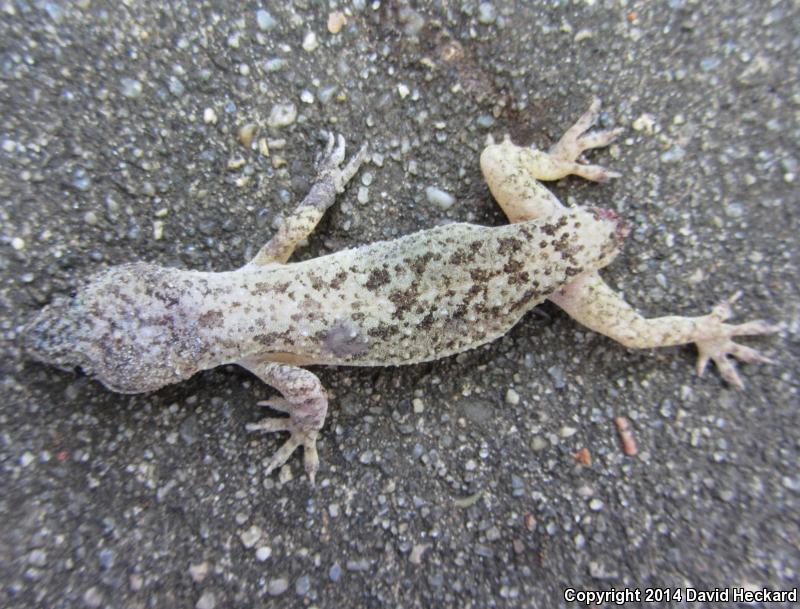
[
  {"left": 502, "top": 101, "right": 623, "bottom": 185},
  {"left": 551, "top": 273, "right": 779, "bottom": 390},
  {"left": 479, "top": 98, "right": 625, "bottom": 222},
  {"left": 240, "top": 361, "right": 329, "bottom": 484},
  {"left": 548, "top": 97, "right": 625, "bottom": 166}
]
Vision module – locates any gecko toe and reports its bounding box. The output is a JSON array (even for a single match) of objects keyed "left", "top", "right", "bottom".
[
  {"left": 578, "top": 164, "right": 622, "bottom": 182},
  {"left": 248, "top": 415, "right": 321, "bottom": 482},
  {"left": 730, "top": 320, "right": 779, "bottom": 336},
  {"left": 333, "top": 140, "right": 370, "bottom": 192},
  {"left": 695, "top": 351, "right": 711, "bottom": 378},
  {"left": 302, "top": 430, "right": 320, "bottom": 486},
  {"left": 575, "top": 127, "right": 625, "bottom": 152},
  {"left": 729, "top": 343, "right": 774, "bottom": 365},
  {"left": 574, "top": 98, "right": 601, "bottom": 132},
  {"left": 713, "top": 353, "right": 745, "bottom": 390},
  {"left": 263, "top": 433, "right": 303, "bottom": 476},
  {"left": 328, "top": 133, "right": 346, "bottom": 166},
  {"left": 256, "top": 397, "right": 292, "bottom": 410},
  {"left": 317, "top": 132, "right": 345, "bottom": 171},
  {"left": 246, "top": 417, "right": 291, "bottom": 433},
  {"left": 695, "top": 333, "right": 774, "bottom": 390},
  {"left": 323, "top": 131, "right": 335, "bottom": 157}
]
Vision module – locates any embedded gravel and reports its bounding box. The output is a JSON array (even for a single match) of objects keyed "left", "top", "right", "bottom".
[{"left": 1, "top": 2, "right": 798, "bottom": 608}]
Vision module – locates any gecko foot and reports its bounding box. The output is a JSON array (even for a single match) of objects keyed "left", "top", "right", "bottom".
[
  {"left": 317, "top": 132, "right": 370, "bottom": 193},
  {"left": 239, "top": 362, "right": 329, "bottom": 483},
  {"left": 695, "top": 292, "right": 779, "bottom": 389},
  {"left": 247, "top": 409, "right": 321, "bottom": 484},
  {"left": 548, "top": 97, "right": 624, "bottom": 180}
]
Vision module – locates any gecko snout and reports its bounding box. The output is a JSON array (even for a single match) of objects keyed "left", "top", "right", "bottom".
[
  {"left": 21, "top": 294, "right": 96, "bottom": 375},
  {"left": 22, "top": 303, "right": 74, "bottom": 368}
]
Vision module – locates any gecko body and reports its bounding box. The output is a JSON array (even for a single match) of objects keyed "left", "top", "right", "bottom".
[
  {"left": 25, "top": 104, "right": 777, "bottom": 482},
  {"left": 25, "top": 209, "right": 622, "bottom": 388}
]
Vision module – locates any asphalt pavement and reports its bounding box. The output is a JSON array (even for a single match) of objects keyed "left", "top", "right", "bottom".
[{"left": 1, "top": 2, "right": 798, "bottom": 608}]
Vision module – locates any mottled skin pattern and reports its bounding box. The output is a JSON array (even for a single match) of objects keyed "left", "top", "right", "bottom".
[{"left": 25, "top": 105, "right": 778, "bottom": 482}]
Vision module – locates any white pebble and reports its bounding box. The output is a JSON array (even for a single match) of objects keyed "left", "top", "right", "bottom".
[
  {"left": 531, "top": 436, "right": 548, "bottom": 451},
  {"left": 478, "top": 2, "right": 497, "bottom": 24},
  {"left": 239, "top": 525, "right": 262, "bottom": 548},
  {"left": 120, "top": 77, "right": 143, "bottom": 98},
  {"left": 11, "top": 237, "right": 25, "bottom": 250},
  {"left": 302, "top": 31, "right": 319, "bottom": 52},
  {"left": 255, "top": 546, "right": 272, "bottom": 561},
  {"left": 189, "top": 562, "right": 209, "bottom": 582},
  {"left": 203, "top": 108, "right": 217, "bottom": 124},
  {"left": 504, "top": 389, "right": 520, "bottom": 405},
  {"left": 397, "top": 83, "right": 410, "bottom": 99},
  {"left": 256, "top": 9, "right": 276, "bottom": 31},
  {"left": 267, "top": 103, "right": 297, "bottom": 128},
  {"left": 425, "top": 186, "right": 455, "bottom": 210},
  {"left": 196, "top": 591, "right": 216, "bottom": 609},
  {"left": 83, "top": 587, "right": 103, "bottom": 608},
  {"left": 725, "top": 202, "right": 744, "bottom": 218},
  {"left": 268, "top": 577, "right": 289, "bottom": 596},
  {"left": 632, "top": 114, "right": 656, "bottom": 135}
]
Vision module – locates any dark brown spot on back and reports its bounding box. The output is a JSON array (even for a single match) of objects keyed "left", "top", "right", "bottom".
[{"left": 365, "top": 267, "right": 391, "bottom": 290}]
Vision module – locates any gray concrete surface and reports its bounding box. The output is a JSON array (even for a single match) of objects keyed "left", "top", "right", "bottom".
[{"left": 2, "top": 1, "right": 798, "bottom": 608}]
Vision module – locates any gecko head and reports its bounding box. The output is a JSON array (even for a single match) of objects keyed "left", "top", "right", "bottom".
[
  {"left": 23, "top": 289, "right": 100, "bottom": 376},
  {"left": 22, "top": 263, "right": 192, "bottom": 393}
]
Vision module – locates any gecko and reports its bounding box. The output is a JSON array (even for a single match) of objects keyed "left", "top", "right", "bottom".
[{"left": 23, "top": 100, "right": 777, "bottom": 483}]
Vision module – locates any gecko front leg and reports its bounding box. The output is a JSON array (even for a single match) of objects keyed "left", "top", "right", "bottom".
[
  {"left": 248, "top": 133, "right": 368, "bottom": 266},
  {"left": 240, "top": 359, "right": 328, "bottom": 483}
]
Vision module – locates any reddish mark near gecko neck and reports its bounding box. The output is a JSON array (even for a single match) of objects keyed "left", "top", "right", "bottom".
[{"left": 590, "top": 207, "right": 630, "bottom": 240}]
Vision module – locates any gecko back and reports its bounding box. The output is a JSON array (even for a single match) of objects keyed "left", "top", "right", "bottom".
[{"left": 235, "top": 206, "right": 626, "bottom": 366}]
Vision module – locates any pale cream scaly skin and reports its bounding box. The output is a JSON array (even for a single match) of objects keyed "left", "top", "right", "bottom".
[{"left": 24, "top": 103, "right": 777, "bottom": 482}]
